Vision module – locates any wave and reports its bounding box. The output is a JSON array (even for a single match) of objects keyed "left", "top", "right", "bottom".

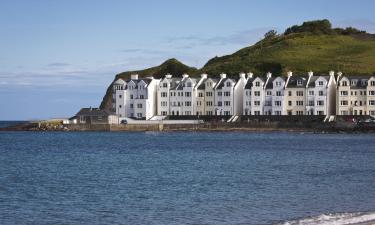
[{"left": 278, "top": 212, "right": 375, "bottom": 225}]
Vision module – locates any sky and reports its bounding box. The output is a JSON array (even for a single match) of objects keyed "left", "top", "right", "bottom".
[{"left": 1, "top": 0, "right": 375, "bottom": 120}]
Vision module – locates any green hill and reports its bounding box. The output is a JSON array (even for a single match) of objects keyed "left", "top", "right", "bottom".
[{"left": 100, "top": 19, "right": 375, "bottom": 110}]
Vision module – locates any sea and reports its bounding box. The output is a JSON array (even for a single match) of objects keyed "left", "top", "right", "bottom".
[{"left": 1, "top": 123, "right": 375, "bottom": 224}]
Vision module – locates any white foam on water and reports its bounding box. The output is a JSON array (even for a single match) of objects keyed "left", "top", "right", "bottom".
[{"left": 279, "top": 212, "right": 375, "bottom": 225}]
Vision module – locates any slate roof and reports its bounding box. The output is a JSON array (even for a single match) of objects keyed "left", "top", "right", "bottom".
[
  {"left": 172, "top": 77, "right": 198, "bottom": 90},
  {"left": 338, "top": 75, "right": 372, "bottom": 89},
  {"left": 265, "top": 77, "right": 275, "bottom": 89},
  {"left": 196, "top": 78, "right": 207, "bottom": 90},
  {"left": 307, "top": 76, "right": 329, "bottom": 88},
  {"left": 244, "top": 77, "right": 255, "bottom": 89},
  {"left": 215, "top": 78, "right": 237, "bottom": 90},
  {"left": 286, "top": 76, "right": 308, "bottom": 88},
  {"left": 76, "top": 108, "right": 115, "bottom": 116}
]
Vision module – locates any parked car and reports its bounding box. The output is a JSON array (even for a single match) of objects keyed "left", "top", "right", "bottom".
[{"left": 120, "top": 119, "right": 128, "bottom": 124}]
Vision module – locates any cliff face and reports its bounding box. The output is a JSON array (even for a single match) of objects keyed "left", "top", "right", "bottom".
[{"left": 100, "top": 20, "right": 375, "bottom": 110}]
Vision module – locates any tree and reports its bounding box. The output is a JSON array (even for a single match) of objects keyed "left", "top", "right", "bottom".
[{"left": 264, "top": 30, "right": 278, "bottom": 39}]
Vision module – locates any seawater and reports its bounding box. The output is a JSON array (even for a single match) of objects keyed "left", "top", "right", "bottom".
[{"left": 0, "top": 131, "right": 375, "bottom": 225}]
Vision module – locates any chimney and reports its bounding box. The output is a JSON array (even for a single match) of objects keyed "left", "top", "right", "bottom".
[
  {"left": 266, "top": 72, "right": 272, "bottom": 79},
  {"left": 329, "top": 71, "right": 335, "bottom": 76},
  {"left": 287, "top": 71, "right": 293, "bottom": 77},
  {"left": 165, "top": 74, "right": 172, "bottom": 79},
  {"left": 131, "top": 74, "right": 139, "bottom": 80},
  {"left": 247, "top": 72, "right": 254, "bottom": 79},
  {"left": 239, "top": 72, "right": 246, "bottom": 79},
  {"left": 182, "top": 74, "right": 189, "bottom": 78},
  {"left": 308, "top": 71, "right": 314, "bottom": 77},
  {"left": 220, "top": 73, "right": 227, "bottom": 79},
  {"left": 337, "top": 71, "right": 342, "bottom": 77},
  {"left": 201, "top": 73, "right": 208, "bottom": 79}
]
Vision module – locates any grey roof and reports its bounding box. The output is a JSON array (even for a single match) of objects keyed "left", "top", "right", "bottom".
[
  {"left": 196, "top": 78, "right": 207, "bottom": 90},
  {"left": 172, "top": 77, "right": 198, "bottom": 90},
  {"left": 76, "top": 108, "right": 114, "bottom": 116},
  {"left": 338, "top": 75, "right": 372, "bottom": 88},
  {"left": 215, "top": 78, "right": 237, "bottom": 90},
  {"left": 286, "top": 76, "right": 308, "bottom": 88},
  {"left": 125, "top": 78, "right": 153, "bottom": 88},
  {"left": 307, "top": 75, "right": 329, "bottom": 88},
  {"left": 265, "top": 77, "right": 275, "bottom": 89},
  {"left": 244, "top": 77, "right": 255, "bottom": 89}
]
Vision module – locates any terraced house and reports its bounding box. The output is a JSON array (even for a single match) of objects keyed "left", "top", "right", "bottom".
[
  {"left": 336, "top": 75, "right": 370, "bottom": 115},
  {"left": 284, "top": 72, "right": 308, "bottom": 115},
  {"left": 243, "top": 73, "right": 267, "bottom": 115},
  {"left": 169, "top": 74, "right": 198, "bottom": 116},
  {"left": 305, "top": 71, "right": 337, "bottom": 116}
]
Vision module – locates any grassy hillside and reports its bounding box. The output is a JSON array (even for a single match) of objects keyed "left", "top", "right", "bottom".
[{"left": 100, "top": 20, "right": 375, "bottom": 110}]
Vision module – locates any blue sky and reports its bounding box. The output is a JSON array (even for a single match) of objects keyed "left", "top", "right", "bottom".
[{"left": 1, "top": 0, "right": 375, "bottom": 120}]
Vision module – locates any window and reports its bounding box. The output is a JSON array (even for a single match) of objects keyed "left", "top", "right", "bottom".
[
  {"left": 308, "top": 100, "right": 314, "bottom": 106},
  {"left": 139, "top": 95, "right": 144, "bottom": 99},
  {"left": 254, "top": 91, "right": 260, "bottom": 96},
  {"left": 340, "top": 100, "right": 348, "bottom": 106},
  {"left": 119, "top": 95, "right": 122, "bottom": 98},
  {"left": 218, "top": 101, "right": 222, "bottom": 106},
  {"left": 340, "top": 91, "right": 348, "bottom": 96},
  {"left": 161, "top": 101, "right": 167, "bottom": 107},
  {"left": 288, "top": 101, "right": 292, "bottom": 106},
  {"left": 224, "top": 91, "right": 231, "bottom": 96},
  {"left": 218, "top": 92, "right": 222, "bottom": 96},
  {"left": 276, "top": 81, "right": 282, "bottom": 86},
  {"left": 186, "top": 82, "right": 192, "bottom": 87},
  {"left": 163, "top": 83, "right": 168, "bottom": 88},
  {"left": 185, "top": 111, "right": 191, "bottom": 115},
  {"left": 161, "top": 111, "right": 167, "bottom": 116},
  {"left": 137, "top": 104, "right": 142, "bottom": 108},
  {"left": 185, "top": 101, "right": 191, "bottom": 106},
  {"left": 206, "top": 111, "right": 213, "bottom": 115},
  {"left": 318, "top": 81, "right": 324, "bottom": 86},
  {"left": 161, "top": 92, "right": 167, "bottom": 97},
  {"left": 288, "top": 91, "right": 292, "bottom": 96},
  {"left": 185, "top": 92, "right": 191, "bottom": 97},
  {"left": 276, "top": 91, "right": 282, "bottom": 96},
  {"left": 130, "top": 104, "right": 133, "bottom": 108},
  {"left": 246, "top": 91, "right": 250, "bottom": 96},
  {"left": 317, "top": 100, "right": 324, "bottom": 106},
  {"left": 119, "top": 104, "right": 122, "bottom": 108},
  {"left": 198, "top": 92, "right": 203, "bottom": 97},
  {"left": 226, "top": 82, "right": 232, "bottom": 87},
  {"left": 371, "top": 81, "right": 375, "bottom": 86},
  {"left": 369, "top": 91, "right": 375, "bottom": 96},
  {"left": 254, "top": 111, "right": 261, "bottom": 115},
  {"left": 206, "top": 101, "right": 213, "bottom": 106},
  {"left": 274, "top": 111, "right": 282, "bottom": 115},
  {"left": 296, "top": 111, "right": 304, "bottom": 115},
  {"left": 342, "top": 81, "right": 348, "bottom": 86},
  {"left": 265, "top": 101, "right": 272, "bottom": 106},
  {"left": 297, "top": 80, "right": 303, "bottom": 86},
  {"left": 309, "top": 90, "right": 314, "bottom": 96},
  {"left": 266, "top": 91, "right": 272, "bottom": 96},
  {"left": 296, "top": 101, "right": 304, "bottom": 106},
  {"left": 255, "top": 82, "right": 260, "bottom": 87},
  {"left": 296, "top": 91, "right": 304, "bottom": 96},
  {"left": 254, "top": 101, "right": 260, "bottom": 106},
  {"left": 318, "top": 91, "right": 324, "bottom": 96},
  {"left": 206, "top": 92, "right": 213, "bottom": 97},
  {"left": 369, "top": 100, "right": 375, "bottom": 106},
  {"left": 137, "top": 113, "right": 142, "bottom": 118},
  {"left": 224, "top": 101, "right": 230, "bottom": 106},
  {"left": 130, "top": 94, "right": 133, "bottom": 99},
  {"left": 274, "top": 101, "right": 282, "bottom": 106}
]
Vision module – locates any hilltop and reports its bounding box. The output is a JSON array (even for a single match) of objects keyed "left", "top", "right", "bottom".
[{"left": 100, "top": 19, "right": 375, "bottom": 110}]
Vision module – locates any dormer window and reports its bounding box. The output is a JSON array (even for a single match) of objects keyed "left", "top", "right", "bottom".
[
  {"left": 297, "top": 80, "right": 303, "bottom": 86},
  {"left": 342, "top": 81, "right": 348, "bottom": 86},
  {"left": 163, "top": 83, "right": 167, "bottom": 88},
  {"left": 351, "top": 80, "right": 357, "bottom": 86},
  {"left": 276, "top": 81, "right": 281, "bottom": 86},
  {"left": 226, "top": 82, "right": 231, "bottom": 87},
  {"left": 255, "top": 82, "right": 260, "bottom": 87},
  {"left": 318, "top": 81, "right": 324, "bottom": 86},
  {"left": 187, "top": 82, "right": 192, "bottom": 87},
  {"left": 371, "top": 81, "right": 375, "bottom": 86}
]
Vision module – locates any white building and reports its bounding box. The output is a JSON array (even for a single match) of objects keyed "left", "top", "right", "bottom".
[
  {"left": 367, "top": 76, "right": 375, "bottom": 115},
  {"left": 195, "top": 74, "right": 208, "bottom": 116},
  {"left": 169, "top": 74, "right": 198, "bottom": 116},
  {"left": 264, "top": 75, "right": 287, "bottom": 115},
  {"left": 284, "top": 72, "right": 308, "bottom": 115},
  {"left": 203, "top": 77, "right": 219, "bottom": 115},
  {"left": 214, "top": 73, "right": 236, "bottom": 116},
  {"left": 306, "top": 71, "right": 337, "bottom": 116},
  {"left": 113, "top": 74, "right": 159, "bottom": 119},
  {"left": 243, "top": 73, "right": 268, "bottom": 115},
  {"left": 157, "top": 74, "right": 180, "bottom": 116},
  {"left": 337, "top": 75, "right": 370, "bottom": 115}
]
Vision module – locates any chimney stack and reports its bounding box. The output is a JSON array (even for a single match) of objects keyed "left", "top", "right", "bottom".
[
  {"left": 287, "top": 71, "right": 293, "bottom": 77},
  {"left": 131, "top": 74, "right": 139, "bottom": 80},
  {"left": 182, "top": 74, "right": 189, "bottom": 78},
  {"left": 165, "top": 74, "right": 172, "bottom": 79},
  {"left": 308, "top": 71, "right": 314, "bottom": 77},
  {"left": 239, "top": 72, "right": 246, "bottom": 79},
  {"left": 247, "top": 72, "right": 254, "bottom": 79},
  {"left": 201, "top": 73, "right": 208, "bottom": 79},
  {"left": 220, "top": 73, "right": 227, "bottom": 79},
  {"left": 266, "top": 72, "right": 272, "bottom": 79},
  {"left": 329, "top": 71, "right": 335, "bottom": 76}
]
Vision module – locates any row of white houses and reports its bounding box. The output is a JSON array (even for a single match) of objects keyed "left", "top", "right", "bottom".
[{"left": 112, "top": 72, "right": 375, "bottom": 119}]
